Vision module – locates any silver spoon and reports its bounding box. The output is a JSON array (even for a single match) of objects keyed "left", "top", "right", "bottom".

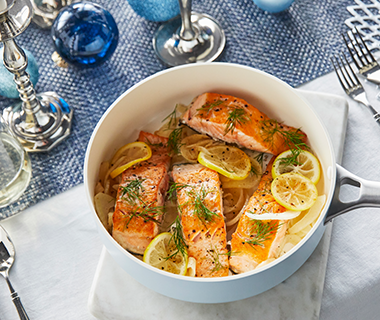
[{"left": 0, "top": 225, "right": 29, "bottom": 320}]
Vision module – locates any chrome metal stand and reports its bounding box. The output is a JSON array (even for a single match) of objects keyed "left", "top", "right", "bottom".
[
  {"left": 0, "top": 0, "right": 73, "bottom": 152},
  {"left": 153, "top": 0, "right": 226, "bottom": 67}
]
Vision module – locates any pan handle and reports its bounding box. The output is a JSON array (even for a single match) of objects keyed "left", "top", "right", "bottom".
[{"left": 325, "top": 164, "right": 380, "bottom": 223}]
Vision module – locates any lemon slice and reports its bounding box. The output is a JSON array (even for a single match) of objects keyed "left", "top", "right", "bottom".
[
  {"left": 219, "top": 157, "right": 262, "bottom": 189},
  {"left": 143, "top": 232, "right": 188, "bottom": 275},
  {"left": 197, "top": 146, "right": 251, "bottom": 180},
  {"left": 110, "top": 142, "right": 152, "bottom": 179},
  {"left": 271, "top": 172, "right": 318, "bottom": 211},
  {"left": 272, "top": 150, "right": 321, "bottom": 184}
]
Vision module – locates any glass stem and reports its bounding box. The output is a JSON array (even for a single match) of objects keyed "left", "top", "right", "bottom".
[{"left": 178, "top": 0, "right": 196, "bottom": 41}]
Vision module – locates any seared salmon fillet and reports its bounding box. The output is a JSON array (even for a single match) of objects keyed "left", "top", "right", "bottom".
[
  {"left": 172, "top": 164, "right": 229, "bottom": 277},
  {"left": 112, "top": 131, "right": 171, "bottom": 255},
  {"left": 182, "top": 93, "right": 307, "bottom": 155},
  {"left": 229, "top": 158, "right": 287, "bottom": 273}
]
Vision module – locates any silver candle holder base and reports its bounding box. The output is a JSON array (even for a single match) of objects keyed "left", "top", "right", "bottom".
[
  {"left": 3, "top": 92, "right": 73, "bottom": 152},
  {"left": 153, "top": 0, "right": 225, "bottom": 67}
]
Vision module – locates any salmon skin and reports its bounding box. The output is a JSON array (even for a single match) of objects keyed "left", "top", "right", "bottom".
[
  {"left": 182, "top": 93, "right": 307, "bottom": 155},
  {"left": 171, "top": 164, "right": 229, "bottom": 277},
  {"left": 229, "top": 158, "right": 287, "bottom": 273},
  {"left": 112, "top": 131, "right": 171, "bottom": 255}
]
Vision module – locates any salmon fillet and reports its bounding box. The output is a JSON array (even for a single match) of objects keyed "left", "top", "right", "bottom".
[
  {"left": 172, "top": 164, "right": 229, "bottom": 277},
  {"left": 182, "top": 93, "right": 307, "bottom": 155},
  {"left": 229, "top": 158, "right": 287, "bottom": 273},
  {"left": 112, "top": 131, "right": 171, "bottom": 255}
]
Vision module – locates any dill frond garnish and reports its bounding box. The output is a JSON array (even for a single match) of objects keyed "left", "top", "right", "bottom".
[
  {"left": 187, "top": 185, "right": 220, "bottom": 225},
  {"left": 167, "top": 182, "right": 191, "bottom": 202},
  {"left": 124, "top": 203, "right": 164, "bottom": 228},
  {"left": 207, "top": 245, "right": 227, "bottom": 273},
  {"left": 120, "top": 179, "right": 163, "bottom": 227},
  {"left": 167, "top": 216, "right": 188, "bottom": 259},
  {"left": 224, "top": 106, "right": 250, "bottom": 135},
  {"left": 254, "top": 152, "right": 265, "bottom": 165},
  {"left": 167, "top": 127, "right": 183, "bottom": 155},
  {"left": 120, "top": 179, "right": 146, "bottom": 205},
  {"left": 145, "top": 138, "right": 164, "bottom": 148},
  {"left": 250, "top": 163, "right": 260, "bottom": 177},
  {"left": 260, "top": 119, "right": 309, "bottom": 165},
  {"left": 168, "top": 182, "right": 221, "bottom": 226},
  {"left": 162, "top": 104, "right": 180, "bottom": 129},
  {"left": 245, "top": 220, "right": 281, "bottom": 249},
  {"left": 196, "top": 100, "right": 224, "bottom": 116}
]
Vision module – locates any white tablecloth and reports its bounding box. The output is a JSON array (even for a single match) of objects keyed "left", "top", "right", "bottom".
[{"left": 1, "top": 70, "right": 380, "bottom": 320}]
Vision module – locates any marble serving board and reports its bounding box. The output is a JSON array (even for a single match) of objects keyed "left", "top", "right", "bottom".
[{"left": 88, "top": 90, "right": 348, "bottom": 320}]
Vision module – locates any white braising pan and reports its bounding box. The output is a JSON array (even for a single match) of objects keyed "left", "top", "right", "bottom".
[{"left": 84, "top": 63, "right": 380, "bottom": 303}]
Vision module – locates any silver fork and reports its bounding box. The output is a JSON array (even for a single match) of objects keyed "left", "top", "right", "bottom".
[
  {"left": 330, "top": 53, "right": 380, "bottom": 126},
  {"left": 342, "top": 28, "right": 380, "bottom": 84}
]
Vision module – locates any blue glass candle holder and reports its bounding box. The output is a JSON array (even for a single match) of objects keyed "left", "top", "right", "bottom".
[
  {"left": 127, "top": 0, "right": 180, "bottom": 22},
  {"left": 0, "top": 48, "right": 39, "bottom": 99},
  {"left": 253, "top": 0, "right": 295, "bottom": 13},
  {"left": 51, "top": 2, "right": 119, "bottom": 68}
]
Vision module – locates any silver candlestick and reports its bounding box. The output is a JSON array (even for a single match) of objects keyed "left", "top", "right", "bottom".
[
  {"left": 153, "top": 0, "right": 226, "bottom": 67},
  {"left": 0, "top": 0, "right": 73, "bottom": 152}
]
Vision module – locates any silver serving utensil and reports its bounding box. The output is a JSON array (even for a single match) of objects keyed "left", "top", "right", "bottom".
[{"left": 0, "top": 225, "right": 29, "bottom": 320}]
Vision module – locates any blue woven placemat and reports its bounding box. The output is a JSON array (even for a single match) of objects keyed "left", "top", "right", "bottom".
[{"left": 0, "top": 0, "right": 352, "bottom": 218}]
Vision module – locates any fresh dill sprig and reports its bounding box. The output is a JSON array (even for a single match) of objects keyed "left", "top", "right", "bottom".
[
  {"left": 120, "top": 179, "right": 164, "bottom": 228},
  {"left": 224, "top": 107, "right": 250, "bottom": 135},
  {"left": 207, "top": 245, "right": 227, "bottom": 273},
  {"left": 245, "top": 220, "right": 280, "bottom": 249},
  {"left": 196, "top": 100, "right": 224, "bottom": 116},
  {"left": 124, "top": 203, "right": 164, "bottom": 228},
  {"left": 120, "top": 179, "right": 146, "bottom": 205},
  {"left": 167, "top": 216, "right": 188, "bottom": 259},
  {"left": 162, "top": 105, "right": 180, "bottom": 129},
  {"left": 145, "top": 138, "right": 164, "bottom": 148},
  {"left": 254, "top": 152, "right": 265, "bottom": 165},
  {"left": 209, "top": 249, "right": 241, "bottom": 273},
  {"left": 167, "top": 182, "right": 191, "bottom": 202},
  {"left": 187, "top": 185, "right": 220, "bottom": 226},
  {"left": 260, "top": 119, "right": 309, "bottom": 165},
  {"left": 250, "top": 163, "right": 260, "bottom": 177},
  {"left": 168, "top": 182, "right": 221, "bottom": 226},
  {"left": 167, "top": 127, "right": 183, "bottom": 155}
]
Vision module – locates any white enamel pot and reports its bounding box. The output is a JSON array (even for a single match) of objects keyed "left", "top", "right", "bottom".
[{"left": 84, "top": 63, "right": 380, "bottom": 303}]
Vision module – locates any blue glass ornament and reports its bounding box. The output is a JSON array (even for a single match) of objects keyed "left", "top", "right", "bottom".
[
  {"left": 127, "top": 0, "right": 180, "bottom": 22},
  {"left": 51, "top": 2, "right": 119, "bottom": 68},
  {"left": 254, "top": 0, "right": 295, "bottom": 13},
  {"left": 0, "top": 48, "right": 39, "bottom": 99}
]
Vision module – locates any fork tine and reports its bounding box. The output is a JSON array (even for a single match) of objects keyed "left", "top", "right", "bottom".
[
  {"left": 343, "top": 32, "right": 361, "bottom": 70},
  {"left": 351, "top": 28, "right": 371, "bottom": 66},
  {"left": 331, "top": 55, "right": 349, "bottom": 90},
  {"left": 342, "top": 53, "right": 361, "bottom": 86},
  {"left": 331, "top": 52, "right": 362, "bottom": 93},
  {"left": 353, "top": 27, "right": 377, "bottom": 63}
]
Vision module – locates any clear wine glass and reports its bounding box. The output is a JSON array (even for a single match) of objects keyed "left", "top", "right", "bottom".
[
  {"left": 153, "top": 0, "right": 226, "bottom": 67},
  {"left": 0, "top": 116, "right": 32, "bottom": 210}
]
